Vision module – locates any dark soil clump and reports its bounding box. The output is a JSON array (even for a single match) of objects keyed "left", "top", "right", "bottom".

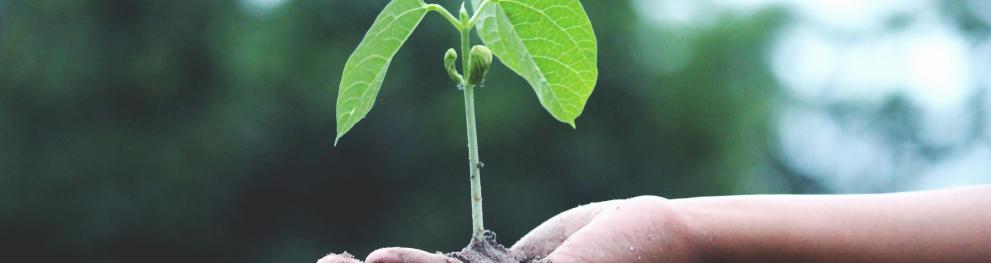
[{"left": 446, "top": 230, "right": 540, "bottom": 263}]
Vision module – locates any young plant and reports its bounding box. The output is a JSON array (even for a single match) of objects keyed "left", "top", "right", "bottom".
[{"left": 335, "top": 0, "right": 598, "bottom": 243}]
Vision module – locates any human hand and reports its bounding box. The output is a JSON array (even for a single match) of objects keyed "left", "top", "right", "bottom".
[{"left": 318, "top": 196, "right": 697, "bottom": 263}]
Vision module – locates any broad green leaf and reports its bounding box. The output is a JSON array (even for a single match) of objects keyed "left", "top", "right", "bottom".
[
  {"left": 471, "top": 0, "right": 598, "bottom": 127},
  {"left": 336, "top": 0, "right": 429, "bottom": 144}
]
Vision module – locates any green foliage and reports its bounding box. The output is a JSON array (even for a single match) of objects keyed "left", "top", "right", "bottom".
[
  {"left": 335, "top": 0, "right": 429, "bottom": 144},
  {"left": 471, "top": 0, "right": 598, "bottom": 127},
  {"left": 336, "top": 0, "right": 598, "bottom": 143}
]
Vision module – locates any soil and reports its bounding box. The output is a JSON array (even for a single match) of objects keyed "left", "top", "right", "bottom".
[{"left": 446, "top": 230, "right": 541, "bottom": 263}]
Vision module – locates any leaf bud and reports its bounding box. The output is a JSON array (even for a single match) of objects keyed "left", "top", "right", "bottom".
[
  {"left": 444, "top": 48, "right": 463, "bottom": 84},
  {"left": 467, "top": 45, "right": 493, "bottom": 86},
  {"left": 459, "top": 2, "right": 470, "bottom": 23}
]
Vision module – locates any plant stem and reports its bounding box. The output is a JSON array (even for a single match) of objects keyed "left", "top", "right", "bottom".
[
  {"left": 425, "top": 4, "right": 462, "bottom": 30},
  {"left": 460, "top": 16, "right": 485, "bottom": 241},
  {"left": 465, "top": 0, "right": 495, "bottom": 28}
]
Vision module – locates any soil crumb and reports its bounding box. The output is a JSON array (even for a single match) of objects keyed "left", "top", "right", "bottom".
[{"left": 446, "top": 230, "right": 540, "bottom": 263}]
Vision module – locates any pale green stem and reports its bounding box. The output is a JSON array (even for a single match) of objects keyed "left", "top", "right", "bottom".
[
  {"left": 466, "top": 0, "right": 496, "bottom": 28},
  {"left": 460, "top": 10, "right": 485, "bottom": 241},
  {"left": 425, "top": 4, "right": 463, "bottom": 30}
]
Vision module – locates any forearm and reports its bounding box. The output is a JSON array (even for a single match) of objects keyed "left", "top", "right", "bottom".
[{"left": 672, "top": 186, "right": 991, "bottom": 262}]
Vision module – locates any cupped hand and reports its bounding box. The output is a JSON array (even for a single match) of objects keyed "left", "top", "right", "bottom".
[{"left": 318, "top": 196, "right": 697, "bottom": 263}]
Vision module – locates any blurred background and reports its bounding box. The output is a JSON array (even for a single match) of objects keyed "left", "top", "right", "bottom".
[{"left": 1, "top": 0, "right": 989, "bottom": 261}]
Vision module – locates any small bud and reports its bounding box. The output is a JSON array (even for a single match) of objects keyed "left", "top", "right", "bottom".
[
  {"left": 459, "top": 3, "right": 470, "bottom": 22},
  {"left": 444, "top": 48, "right": 463, "bottom": 85},
  {"left": 467, "top": 45, "right": 493, "bottom": 86}
]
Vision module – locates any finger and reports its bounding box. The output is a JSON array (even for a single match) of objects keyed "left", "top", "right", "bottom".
[
  {"left": 543, "top": 206, "right": 627, "bottom": 263},
  {"left": 510, "top": 200, "right": 620, "bottom": 259},
  {"left": 366, "top": 247, "right": 462, "bottom": 263},
  {"left": 545, "top": 196, "right": 690, "bottom": 263},
  {"left": 317, "top": 252, "right": 362, "bottom": 263}
]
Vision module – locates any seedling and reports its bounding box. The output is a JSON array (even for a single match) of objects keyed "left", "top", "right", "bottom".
[{"left": 335, "top": 0, "right": 598, "bottom": 254}]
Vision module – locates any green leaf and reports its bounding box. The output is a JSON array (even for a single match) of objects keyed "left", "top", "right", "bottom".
[
  {"left": 471, "top": 0, "right": 598, "bottom": 127},
  {"left": 336, "top": 0, "right": 429, "bottom": 144}
]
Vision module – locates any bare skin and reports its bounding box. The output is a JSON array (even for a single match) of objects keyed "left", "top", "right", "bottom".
[{"left": 319, "top": 185, "right": 991, "bottom": 263}]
